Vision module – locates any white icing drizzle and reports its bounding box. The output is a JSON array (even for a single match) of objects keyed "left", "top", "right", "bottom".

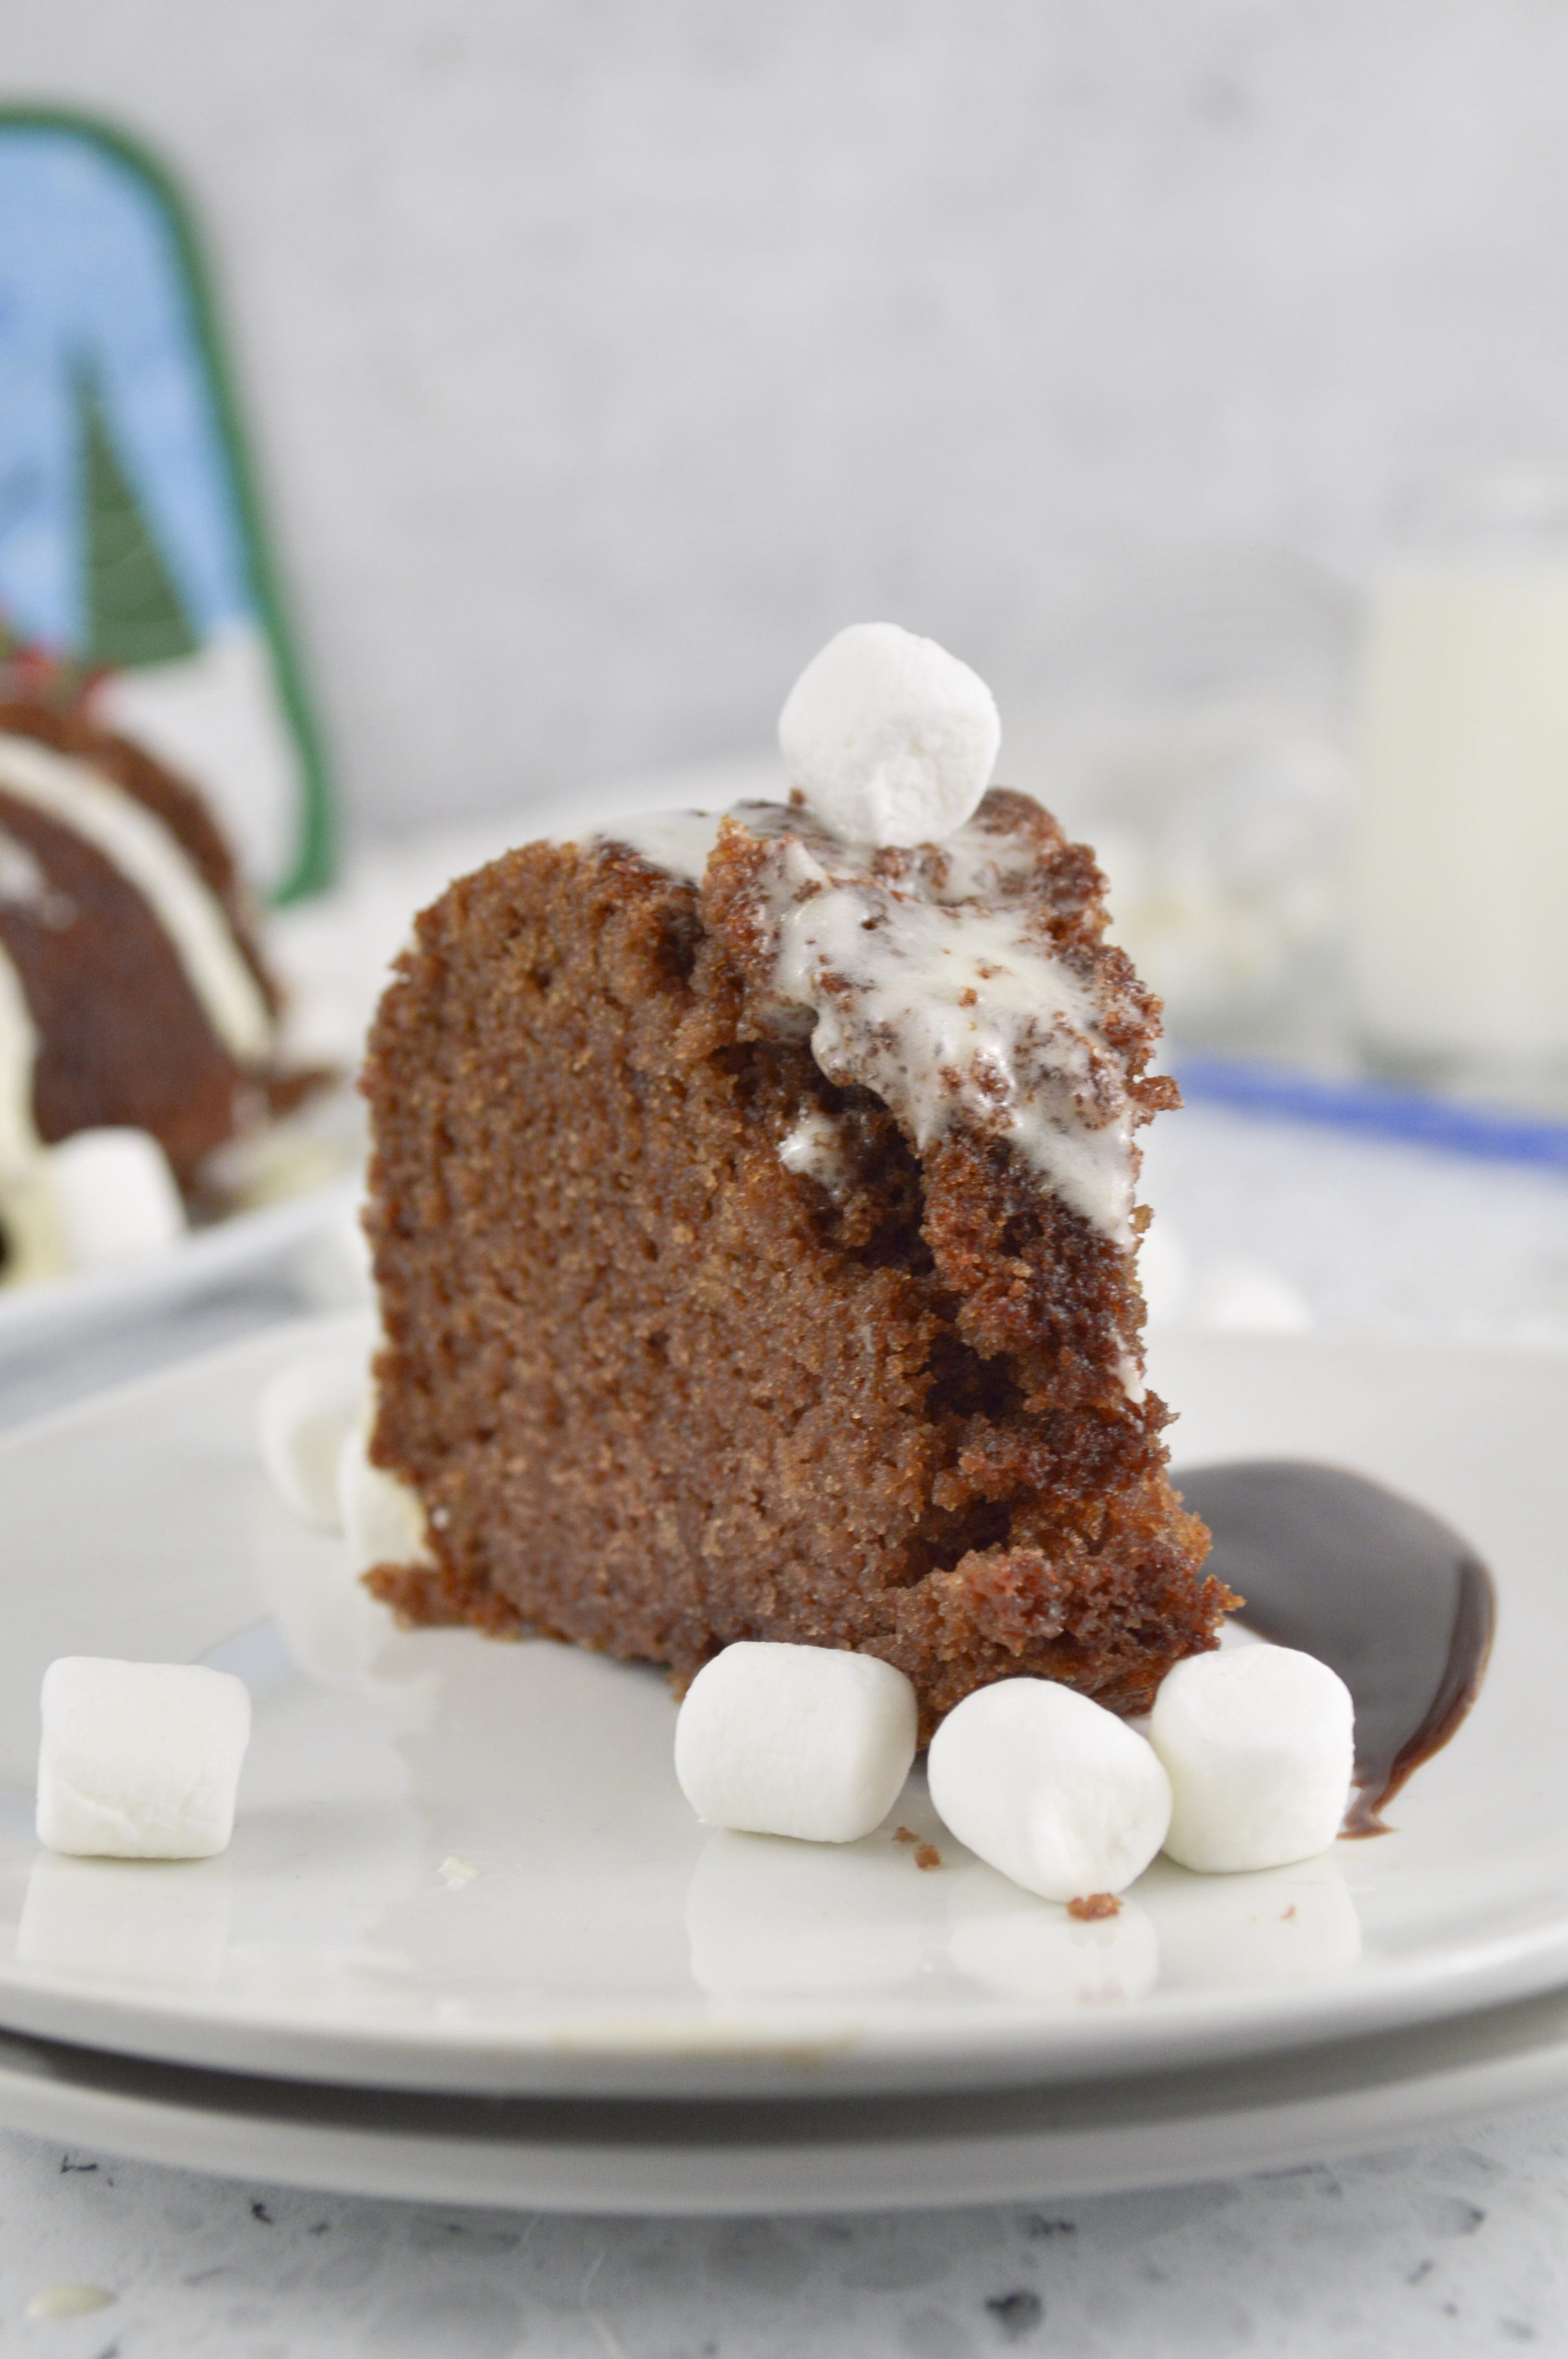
[
  {"left": 778, "top": 1106, "right": 848, "bottom": 1194},
  {"left": 591, "top": 808, "right": 722, "bottom": 885},
  {"left": 0, "top": 826, "right": 74, "bottom": 927},
  {"left": 0, "top": 939, "right": 67, "bottom": 1287},
  {"left": 586, "top": 797, "right": 1140, "bottom": 1246},
  {"left": 0, "top": 733, "right": 274, "bottom": 1063},
  {"left": 0, "top": 939, "right": 39, "bottom": 1180},
  {"left": 750, "top": 817, "right": 1137, "bottom": 1245}
]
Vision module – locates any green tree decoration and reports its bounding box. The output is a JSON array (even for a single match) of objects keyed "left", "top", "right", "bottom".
[{"left": 77, "top": 367, "right": 198, "bottom": 669}]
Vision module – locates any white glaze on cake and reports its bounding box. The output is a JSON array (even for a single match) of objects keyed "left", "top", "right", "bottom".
[
  {"left": 0, "top": 733, "right": 274, "bottom": 1063},
  {"left": 755, "top": 827, "right": 1135, "bottom": 1243},
  {"left": 778, "top": 1106, "right": 848, "bottom": 1193},
  {"left": 0, "top": 940, "right": 68, "bottom": 1284},
  {"left": 594, "top": 808, "right": 722, "bottom": 886},
  {"left": 0, "top": 826, "right": 74, "bottom": 929},
  {"left": 593, "top": 797, "right": 1139, "bottom": 1246},
  {"left": 0, "top": 940, "right": 39, "bottom": 1180}
]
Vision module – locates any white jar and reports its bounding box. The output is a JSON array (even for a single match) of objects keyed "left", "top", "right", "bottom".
[{"left": 1354, "top": 470, "right": 1568, "bottom": 1083}]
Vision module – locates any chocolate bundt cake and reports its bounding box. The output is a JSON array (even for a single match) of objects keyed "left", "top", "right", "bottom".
[
  {"left": 0, "top": 694, "right": 319, "bottom": 1273},
  {"left": 360, "top": 764, "right": 1226, "bottom": 1735}
]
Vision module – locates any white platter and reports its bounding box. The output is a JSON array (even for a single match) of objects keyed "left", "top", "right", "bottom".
[
  {"left": 0, "top": 1171, "right": 362, "bottom": 1359},
  {"left": 3, "top": 1977, "right": 1568, "bottom": 2213},
  {"left": 0, "top": 1315, "right": 1559, "bottom": 2103}
]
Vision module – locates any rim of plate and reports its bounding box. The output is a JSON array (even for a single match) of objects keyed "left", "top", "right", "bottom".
[{"left": 2, "top": 1973, "right": 1567, "bottom": 2213}]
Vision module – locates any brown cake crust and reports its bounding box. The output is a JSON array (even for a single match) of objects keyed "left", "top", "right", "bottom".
[{"left": 362, "top": 791, "right": 1225, "bottom": 1735}]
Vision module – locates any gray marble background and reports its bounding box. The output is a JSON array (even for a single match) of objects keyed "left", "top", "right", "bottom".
[{"left": 6, "top": 0, "right": 1568, "bottom": 837}]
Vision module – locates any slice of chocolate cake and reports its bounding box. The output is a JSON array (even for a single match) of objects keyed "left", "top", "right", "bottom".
[{"left": 361, "top": 628, "right": 1225, "bottom": 1734}]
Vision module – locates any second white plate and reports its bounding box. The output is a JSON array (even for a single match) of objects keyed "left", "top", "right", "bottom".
[
  {"left": 0, "top": 1316, "right": 1558, "bottom": 2101},
  {"left": 3, "top": 1976, "right": 1567, "bottom": 2213}
]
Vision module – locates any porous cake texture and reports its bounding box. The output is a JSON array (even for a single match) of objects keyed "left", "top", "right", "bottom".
[{"left": 361, "top": 788, "right": 1225, "bottom": 1735}]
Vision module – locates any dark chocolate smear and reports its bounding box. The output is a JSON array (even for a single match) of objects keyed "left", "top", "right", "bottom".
[{"left": 1175, "top": 1460, "right": 1495, "bottom": 1836}]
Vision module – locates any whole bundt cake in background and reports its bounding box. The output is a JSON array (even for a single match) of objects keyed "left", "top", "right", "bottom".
[{"left": 0, "top": 686, "right": 328, "bottom": 1280}]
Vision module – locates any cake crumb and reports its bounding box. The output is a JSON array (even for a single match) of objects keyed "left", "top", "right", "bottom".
[
  {"left": 1282, "top": 1904, "right": 1297, "bottom": 1920},
  {"left": 1067, "top": 1892, "right": 1120, "bottom": 1921},
  {"left": 914, "top": 1842, "right": 942, "bottom": 1872},
  {"left": 894, "top": 1826, "right": 919, "bottom": 1845}
]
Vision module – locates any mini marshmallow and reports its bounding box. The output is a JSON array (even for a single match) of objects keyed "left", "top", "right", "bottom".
[
  {"left": 674, "top": 1641, "right": 918, "bottom": 1843},
  {"left": 37, "top": 1658, "right": 251, "bottom": 1860},
  {"left": 1148, "top": 1644, "right": 1354, "bottom": 1873},
  {"left": 927, "top": 1679, "right": 1172, "bottom": 1905},
  {"left": 48, "top": 1128, "right": 185, "bottom": 1268},
  {"left": 337, "top": 1425, "right": 434, "bottom": 1576},
  {"left": 258, "top": 1350, "right": 368, "bottom": 1530},
  {"left": 778, "top": 622, "right": 1000, "bottom": 848}
]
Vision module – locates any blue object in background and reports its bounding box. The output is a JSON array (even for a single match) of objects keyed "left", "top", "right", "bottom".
[
  {"left": 0, "top": 112, "right": 329, "bottom": 898},
  {"left": 0, "top": 126, "right": 250, "bottom": 654},
  {"left": 1178, "top": 1057, "right": 1568, "bottom": 1175}
]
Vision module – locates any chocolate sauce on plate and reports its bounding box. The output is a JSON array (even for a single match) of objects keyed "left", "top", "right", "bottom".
[{"left": 1175, "top": 1461, "right": 1495, "bottom": 1834}]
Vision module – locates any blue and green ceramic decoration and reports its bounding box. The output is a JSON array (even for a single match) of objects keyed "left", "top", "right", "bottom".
[{"left": 0, "top": 111, "right": 331, "bottom": 899}]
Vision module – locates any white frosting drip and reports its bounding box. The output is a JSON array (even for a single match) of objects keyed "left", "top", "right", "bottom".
[
  {"left": 0, "top": 826, "right": 73, "bottom": 927},
  {"left": 592, "top": 809, "right": 722, "bottom": 886},
  {"left": 778, "top": 1106, "right": 848, "bottom": 1193},
  {"left": 0, "top": 733, "right": 274, "bottom": 1063},
  {"left": 754, "top": 822, "right": 1136, "bottom": 1244},
  {"left": 0, "top": 942, "right": 66, "bottom": 1285},
  {"left": 0, "top": 939, "right": 38, "bottom": 1181},
  {"left": 584, "top": 798, "right": 1139, "bottom": 1246}
]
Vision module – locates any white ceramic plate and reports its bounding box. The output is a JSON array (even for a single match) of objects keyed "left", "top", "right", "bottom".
[
  {"left": 3, "top": 1977, "right": 1567, "bottom": 2213},
  {"left": 0, "top": 1316, "right": 1559, "bottom": 2103}
]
